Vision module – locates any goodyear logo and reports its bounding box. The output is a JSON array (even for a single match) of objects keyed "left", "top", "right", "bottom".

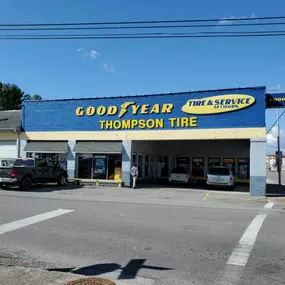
[{"left": 182, "top": 94, "right": 255, "bottom": 115}]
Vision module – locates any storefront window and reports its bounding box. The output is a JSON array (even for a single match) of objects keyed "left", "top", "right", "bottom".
[
  {"left": 93, "top": 155, "right": 107, "bottom": 179},
  {"left": 78, "top": 154, "right": 93, "bottom": 179},
  {"left": 223, "top": 158, "right": 236, "bottom": 176},
  {"left": 27, "top": 152, "right": 66, "bottom": 168},
  {"left": 208, "top": 158, "right": 220, "bottom": 169},
  {"left": 192, "top": 157, "right": 204, "bottom": 177},
  {"left": 158, "top": 156, "right": 169, "bottom": 177},
  {"left": 108, "top": 154, "right": 122, "bottom": 180},
  {"left": 77, "top": 153, "right": 122, "bottom": 180},
  {"left": 177, "top": 157, "right": 190, "bottom": 170},
  {"left": 237, "top": 158, "right": 249, "bottom": 179}
]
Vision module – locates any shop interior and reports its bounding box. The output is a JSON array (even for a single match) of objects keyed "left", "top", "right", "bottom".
[{"left": 131, "top": 139, "right": 250, "bottom": 189}]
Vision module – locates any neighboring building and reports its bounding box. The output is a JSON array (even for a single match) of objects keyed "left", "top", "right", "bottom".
[
  {"left": 0, "top": 110, "right": 21, "bottom": 158},
  {"left": 20, "top": 86, "right": 267, "bottom": 196}
]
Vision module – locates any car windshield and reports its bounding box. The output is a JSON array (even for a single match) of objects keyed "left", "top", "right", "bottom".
[
  {"left": 14, "top": 159, "right": 35, "bottom": 167},
  {"left": 0, "top": 159, "right": 16, "bottom": 167},
  {"left": 171, "top": 167, "right": 188, "bottom": 174},
  {"left": 209, "top": 167, "right": 230, "bottom": 175}
]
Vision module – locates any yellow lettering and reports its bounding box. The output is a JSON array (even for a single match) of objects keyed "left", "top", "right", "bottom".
[
  {"left": 122, "top": 120, "right": 131, "bottom": 129},
  {"left": 86, "top": 106, "right": 95, "bottom": 116},
  {"left": 169, "top": 118, "right": 176, "bottom": 128},
  {"left": 150, "top": 104, "right": 160, "bottom": 114},
  {"left": 181, "top": 117, "right": 189, "bottom": 127},
  {"left": 107, "top": 106, "right": 118, "bottom": 115},
  {"left": 131, "top": 105, "right": 140, "bottom": 115},
  {"left": 162, "top": 103, "right": 173, "bottom": 114},
  {"left": 76, "top": 107, "right": 84, "bottom": 116},
  {"left": 190, "top": 117, "right": 198, "bottom": 127},
  {"left": 141, "top": 104, "right": 150, "bottom": 114},
  {"left": 99, "top": 120, "right": 105, "bottom": 129},
  {"left": 139, "top": 119, "right": 146, "bottom": 129},
  {"left": 105, "top": 120, "right": 113, "bottom": 129},
  {"left": 97, "top": 106, "right": 106, "bottom": 116},
  {"left": 131, "top": 120, "right": 139, "bottom": 128},
  {"left": 113, "top": 120, "right": 121, "bottom": 129},
  {"left": 146, "top": 119, "right": 155, "bottom": 129},
  {"left": 155, "top": 119, "right": 164, "bottom": 128}
]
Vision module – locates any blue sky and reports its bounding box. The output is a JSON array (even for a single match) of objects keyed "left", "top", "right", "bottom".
[{"left": 0, "top": 0, "right": 285, "bottom": 152}]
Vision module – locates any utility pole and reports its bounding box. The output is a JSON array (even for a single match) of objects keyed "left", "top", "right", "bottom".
[{"left": 277, "top": 108, "right": 281, "bottom": 186}]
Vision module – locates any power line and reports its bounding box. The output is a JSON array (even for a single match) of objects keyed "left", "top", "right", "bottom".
[
  {"left": 1, "top": 30, "right": 285, "bottom": 38},
  {"left": 1, "top": 33, "right": 285, "bottom": 40},
  {"left": 1, "top": 21, "right": 285, "bottom": 31},
  {"left": 0, "top": 15, "right": 285, "bottom": 27}
]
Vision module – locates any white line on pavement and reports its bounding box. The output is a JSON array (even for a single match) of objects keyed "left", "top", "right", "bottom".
[
  {"left": 0, "top": 209, "right": 74, "bottom": 235},
  {"left": 215, "top": 212, "right": 269, "bottom": 284},
  {"left": 264, "top": 202, "right": 274, "bottom": 209},
  {"left": 227, "top": 213, "right": 267, "bottom": 266}
]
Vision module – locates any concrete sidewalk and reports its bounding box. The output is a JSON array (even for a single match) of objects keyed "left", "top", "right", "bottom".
[{"left": 0, "top": 265, "right": 154, "bottom": 285}]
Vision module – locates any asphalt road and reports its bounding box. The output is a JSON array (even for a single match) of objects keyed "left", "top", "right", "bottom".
[
  {"left": 0, "top": 186, "right": 284, "bottom": 285},
  {"left": 267, "top": 169, "right": 285, "bottom": 185}
]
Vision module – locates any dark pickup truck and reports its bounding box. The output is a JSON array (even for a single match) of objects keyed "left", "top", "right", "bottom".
[{"left": 0, "top": 158, "right": 68, "bottom": 190}]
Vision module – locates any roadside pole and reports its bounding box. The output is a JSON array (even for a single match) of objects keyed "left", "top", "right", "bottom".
[{"left": 277, "top": 109, "right": 281, "bottom": 186}]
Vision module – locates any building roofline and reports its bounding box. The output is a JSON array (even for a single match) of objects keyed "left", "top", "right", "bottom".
[{"left": 22, "top": 86, "right": 266, "bottom": 103}]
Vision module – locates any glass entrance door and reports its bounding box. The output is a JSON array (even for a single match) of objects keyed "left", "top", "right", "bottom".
[{"left": 93, "top": 155, "right": 107, "bottom": 179}]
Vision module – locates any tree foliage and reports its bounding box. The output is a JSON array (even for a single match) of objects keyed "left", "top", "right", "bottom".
[{"left": 0, "top": 81, "right": 42, "bottom": 110}]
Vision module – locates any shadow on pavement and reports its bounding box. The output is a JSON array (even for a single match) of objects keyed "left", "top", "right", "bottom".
[
  {"left": 2, "top": 183, "right": 82, "bottom": 193},
  {"left": 266, "top": 183, "right": 285, "bottom": 197},
  {"left": 48, "top": 259, "right": 172, "bottom": 280}
]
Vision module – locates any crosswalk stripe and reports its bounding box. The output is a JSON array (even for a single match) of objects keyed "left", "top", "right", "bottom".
[{"left": 0, "top": 209, "right": 74, "bottom": 235}]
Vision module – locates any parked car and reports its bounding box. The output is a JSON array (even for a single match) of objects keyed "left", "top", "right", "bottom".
[
  {"left": 206, "top": 166, "right": 235, "bottom": 190},
  {"left": 169, "top": 167, "right": 192, "bottom": 184},
  {"left": 0, "top": 158, "right": 68, "bottom": 190}
]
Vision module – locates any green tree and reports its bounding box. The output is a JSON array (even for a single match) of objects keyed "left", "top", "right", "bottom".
[
  {"left": 0, "top": 83, "right": 24, "bottom": 110},
  {"left": 0, "top": 82, "right": 42, "bottom": 110},
  {"left": 22, "top": 94, "right": 42, "bottom": 101}
]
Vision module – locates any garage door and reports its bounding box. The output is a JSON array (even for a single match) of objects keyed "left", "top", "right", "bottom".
[{"left": 0, "top": 141, "right": 17, "bottom": 158}]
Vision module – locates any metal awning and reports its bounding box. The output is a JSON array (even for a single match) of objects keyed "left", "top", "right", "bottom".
[
  {"left": 73, "top": 141, "right": 122, "bottom": 154},
  {"left": 24, "top": 141, "right": 68, "bottom": 153}
]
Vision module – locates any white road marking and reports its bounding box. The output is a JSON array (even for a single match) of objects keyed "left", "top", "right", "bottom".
[
  {"left": 215, "top": 212, "right": 269, "bottom": 284},
  {"left": 264, "top": 202, "right": 274, "bottom": 209},
  {"left": 227, "top": 213, "right": 267, "bottom": 266},
  {"left": 0, "top": 209, "right": 74, "bottom": 235}
]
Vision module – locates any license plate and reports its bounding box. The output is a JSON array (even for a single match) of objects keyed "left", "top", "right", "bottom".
[
  {"left": 214, "top": 177, "right": 223, "bottom": 182},
  {"left": 176, "top": 176, "right": 180, "bottom": 179}
]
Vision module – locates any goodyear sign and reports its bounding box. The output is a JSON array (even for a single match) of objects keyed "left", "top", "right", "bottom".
[
  {"left": 266, "top": 93, "right": 285, "bottom": 108},
  {"left": 22, "top": 87, "right": 266, "bottom": 132}
]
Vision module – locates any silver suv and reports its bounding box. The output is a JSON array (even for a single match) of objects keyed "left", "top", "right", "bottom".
[{"left": 206, "top": 166, "right": 235, "bottom": 190}]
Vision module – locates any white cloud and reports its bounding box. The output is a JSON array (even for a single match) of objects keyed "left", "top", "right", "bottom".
[
  {"left": 84, "top": 49, "right": 100, "bottom": 59},
  {"left": 267, "top": 126, "right": 285, "bottom": 152},
  {"left": 77, "top": 48, "right": 85, "bottom": 52},
  {"left": 218, "top": 14, "right": 257, "bottom": 25},
  {"left": 102, "top": 62, "right": 115, "bottom": 73}
]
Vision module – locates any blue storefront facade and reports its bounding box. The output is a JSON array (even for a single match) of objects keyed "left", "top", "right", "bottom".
[{"left": 20, "top": 86, "right": 267, "bottom": 196}]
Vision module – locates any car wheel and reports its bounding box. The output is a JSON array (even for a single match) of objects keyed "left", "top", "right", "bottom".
[
  {"left": 58, "top": 175, "right": 67, "bottom": 186},
  {"left": 20, "top": 176, "right": 33, "bottom": 190}
]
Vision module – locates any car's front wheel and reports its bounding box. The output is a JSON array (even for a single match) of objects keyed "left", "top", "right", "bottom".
[{"left": 57, "top": 175, "right": 67, "bottom": 186}]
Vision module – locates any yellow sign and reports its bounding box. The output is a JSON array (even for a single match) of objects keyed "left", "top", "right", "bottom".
[{"left": 182, "top": 94, "right": 255, "bottom": 115}]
